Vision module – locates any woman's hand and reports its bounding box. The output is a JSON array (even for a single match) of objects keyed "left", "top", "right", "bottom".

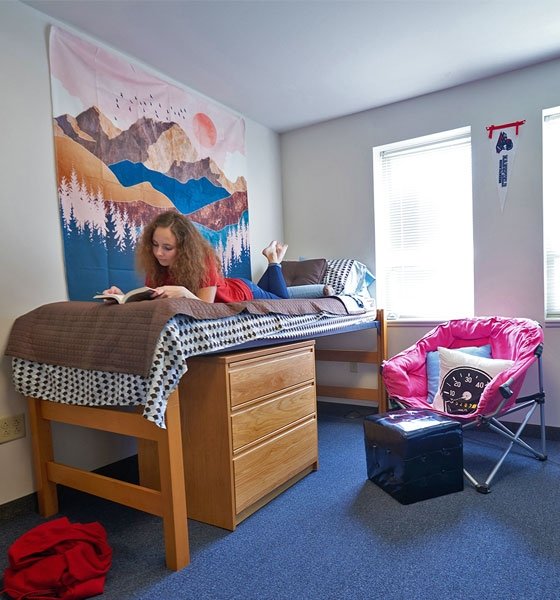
[
  {"left": 103, "top": 285, "right": 123, "bottom": 295},
  {"left": 152, "top": 285, "right": 216, "bottom": 302},
  {"left": 152, "top": 285, "right": 197, "bottom": 299}
]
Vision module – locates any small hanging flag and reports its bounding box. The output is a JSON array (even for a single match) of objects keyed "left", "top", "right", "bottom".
[{"left": 485, "top": 120, "right": 525, "bottom": 212}]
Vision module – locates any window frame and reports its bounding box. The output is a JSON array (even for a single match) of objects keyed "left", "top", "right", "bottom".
[{"left": 543, "top": 107, "right": 560, "bottom": 320}]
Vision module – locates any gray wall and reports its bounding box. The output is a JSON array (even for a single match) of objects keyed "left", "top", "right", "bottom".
[{"left": 281, "top": 60, "right": 560, "bottom": 424}]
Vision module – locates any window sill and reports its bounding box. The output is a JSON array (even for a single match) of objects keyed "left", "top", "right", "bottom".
[{"left": 387, "top": 319, "right": 446, "bottom": 328}]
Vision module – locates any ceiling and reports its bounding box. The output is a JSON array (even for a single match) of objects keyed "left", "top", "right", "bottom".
[{"left": 22, "top": 0, "right": 560, "bottom": 132}]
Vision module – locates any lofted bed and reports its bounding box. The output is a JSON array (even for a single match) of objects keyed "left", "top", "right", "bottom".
[{"left": 6, "top": 295, "right": 387, "bottom": 570}]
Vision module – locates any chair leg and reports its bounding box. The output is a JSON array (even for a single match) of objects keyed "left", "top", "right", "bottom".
[
  {"left": 463, "top": 397, "right": 547, "bottom": 493},
  {"left": 539, "top": 398, "right": 547, "bottom": 460},
  {"left": 462, "top": 467, "right": 489, "bottom": 493}
]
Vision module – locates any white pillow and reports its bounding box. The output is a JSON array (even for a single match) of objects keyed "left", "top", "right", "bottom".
[{"left": 433, "top": 347, "right": 514, "bottom": 416}]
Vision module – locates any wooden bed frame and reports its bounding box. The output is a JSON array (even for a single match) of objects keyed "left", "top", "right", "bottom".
[
  {"left": 25, "top": 308, "right": 387, "bottom": 571},
  {"left": 27, "top": 390, "right": 190, "bottom": 570},
  {"left": 316, "top": 308, "right": 387, "bottom": 412}
]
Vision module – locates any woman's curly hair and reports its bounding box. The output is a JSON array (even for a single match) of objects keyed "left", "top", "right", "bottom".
[{"left": 136, "top": 210, "right": 222, "bottom": 290}]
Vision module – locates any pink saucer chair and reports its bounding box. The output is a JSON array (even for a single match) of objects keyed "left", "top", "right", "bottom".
[{"left": 381, "top": 316, "right": 546, "bottom": 493}]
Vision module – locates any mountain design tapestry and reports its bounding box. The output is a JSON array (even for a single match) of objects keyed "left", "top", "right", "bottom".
[{"left": 48, "top": 27, "right": 250, "bottom": 300}]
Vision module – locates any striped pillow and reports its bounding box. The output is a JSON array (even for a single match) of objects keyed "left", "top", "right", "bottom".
[{"left": 321, "top": 259, "right": 375, "bottom": 295}]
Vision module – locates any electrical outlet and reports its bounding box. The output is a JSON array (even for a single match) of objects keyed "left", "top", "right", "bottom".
[
  {"left": 0, "top": 414, "right": 26, "bottom": 444},
  {"left": 349, "top": 362, "right": 359, "bottom": 373}
]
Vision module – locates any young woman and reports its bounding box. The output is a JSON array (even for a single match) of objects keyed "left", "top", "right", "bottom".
[{"left": 103, "top": 210, "right": 292, "bottom": 302}]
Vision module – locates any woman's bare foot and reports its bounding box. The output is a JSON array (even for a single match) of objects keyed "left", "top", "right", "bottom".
[
  {"left": 276, "top": 242, "right": 288, "bottom": 263},
  {"left": 262, "top": 240, "right": 279, "bottom": 263},
  {"left": 323, "top": 284, "right": 334, "bottom": 296}
]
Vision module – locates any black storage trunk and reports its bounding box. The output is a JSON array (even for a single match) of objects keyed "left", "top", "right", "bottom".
[{"left": 364, "top": 409, "right": 463, "bottom": 504}]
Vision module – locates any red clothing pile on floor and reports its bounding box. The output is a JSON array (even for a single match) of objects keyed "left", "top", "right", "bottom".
[{"left": 2, "top": 516, "right": 112, "bottom": 599}]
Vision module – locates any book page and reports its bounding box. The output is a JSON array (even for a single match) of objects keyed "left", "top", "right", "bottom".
[{"left": 93, "top": 286, "right": 155, "bottom": 304}]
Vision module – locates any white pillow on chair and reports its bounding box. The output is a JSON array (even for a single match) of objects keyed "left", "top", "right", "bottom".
[
  {"left": 433, "top": 347, "right": 513, "bottom": 416},
  {"left": 426, "top": 344, "right": 492, "bottom": 404}
]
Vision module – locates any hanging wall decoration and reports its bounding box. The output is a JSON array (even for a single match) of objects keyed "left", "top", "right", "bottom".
[
  {"left": 49, "top": 26, "right": 250, "bottom": 300},
  {"left": 486, "top": 119, "right": 525, "bottom": 213}
]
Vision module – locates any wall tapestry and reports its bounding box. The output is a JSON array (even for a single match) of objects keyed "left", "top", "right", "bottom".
[{"left": 49, "top": 27, "right": 250, "bottom": 300}]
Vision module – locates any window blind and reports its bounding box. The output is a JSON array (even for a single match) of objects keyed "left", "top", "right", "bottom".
[
  {"left": 543, "top": 109, "right": 560, "bottom": 318},
  {"left": 373, "top": 129, "right": 474, "bottom": 320}
]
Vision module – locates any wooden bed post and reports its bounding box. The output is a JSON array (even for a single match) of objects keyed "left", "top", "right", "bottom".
[
  {"left": 156, "top": 389, "right": 190, "bottom": 570},
  {"left": 376, "top": 309, "right": 388, "bottom": 413},
  {"left": 27, "top": 396, "right": 59, "bottom": 516}
]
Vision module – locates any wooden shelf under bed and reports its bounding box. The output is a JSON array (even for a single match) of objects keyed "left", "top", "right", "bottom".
[{"left": 315, "top": 308, "right": 388, "bottom": 413}]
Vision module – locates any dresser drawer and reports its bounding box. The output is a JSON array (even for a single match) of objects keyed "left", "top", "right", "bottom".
[
  {"left": 228, "top": 346, "right": 315, "bottom": 407},
  {"left": 233, "top": 418, "right": 317, "bottom": 513},
  {"left": 231, "top": 383, "right": 315, "bottom": 451}
]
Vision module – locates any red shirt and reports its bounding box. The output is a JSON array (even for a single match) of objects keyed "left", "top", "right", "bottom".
[
  {"left": 201, "top": 259, "right": 252, "bottom": 302},
  {"left": 146, "top": 262, "right": 252, "bottom": 303}
]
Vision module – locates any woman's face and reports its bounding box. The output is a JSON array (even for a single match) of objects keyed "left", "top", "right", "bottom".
[{"left": 152, "top": 226, "right": 178, "bottom": 267}]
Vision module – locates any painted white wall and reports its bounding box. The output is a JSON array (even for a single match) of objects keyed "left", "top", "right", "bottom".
[
  {"left": 0, "top": 1, "right": 282, "bottom": 505},
  {"left": 246, "top": 120, "right": 284, "bottom": 279},
  {"left": 281, "top": 60, "right": 560, "bottom": 424},
  {"left": 3, "top": 0, "right": 558, "bottom": 507}
]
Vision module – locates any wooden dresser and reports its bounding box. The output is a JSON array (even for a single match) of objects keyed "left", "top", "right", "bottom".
[{"left": 178, "top": 340, "right": 318, "bottom": 530}]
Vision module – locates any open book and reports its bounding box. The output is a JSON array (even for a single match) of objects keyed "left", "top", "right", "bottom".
[{"left": 93, "top": 286, "right": 156, "bottom": 304}]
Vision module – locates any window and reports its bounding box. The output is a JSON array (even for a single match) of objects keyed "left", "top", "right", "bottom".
[
  {"left": 543, "top": 108, "right": 560, "bottom": 319},
  {"left": 373, "top": 127, "right": 474, "bottom": 320}
]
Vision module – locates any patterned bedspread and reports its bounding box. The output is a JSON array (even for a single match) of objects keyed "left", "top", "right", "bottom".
[{"left": 11, "top": 305, "right": 379, "bottom": 428}]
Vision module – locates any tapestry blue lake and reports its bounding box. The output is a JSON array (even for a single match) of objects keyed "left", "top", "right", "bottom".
[{"left": 109, "top": 160, "right": 230, "bottom": 213}]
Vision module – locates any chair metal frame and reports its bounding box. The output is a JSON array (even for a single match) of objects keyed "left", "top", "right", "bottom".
[{"left": 459, "top": 344, "right": 546, "bottom": 492}]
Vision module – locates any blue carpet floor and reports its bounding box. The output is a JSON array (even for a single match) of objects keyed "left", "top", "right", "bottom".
[{"left": 2, "top": 407, "right": 560, "bottom": 599}]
